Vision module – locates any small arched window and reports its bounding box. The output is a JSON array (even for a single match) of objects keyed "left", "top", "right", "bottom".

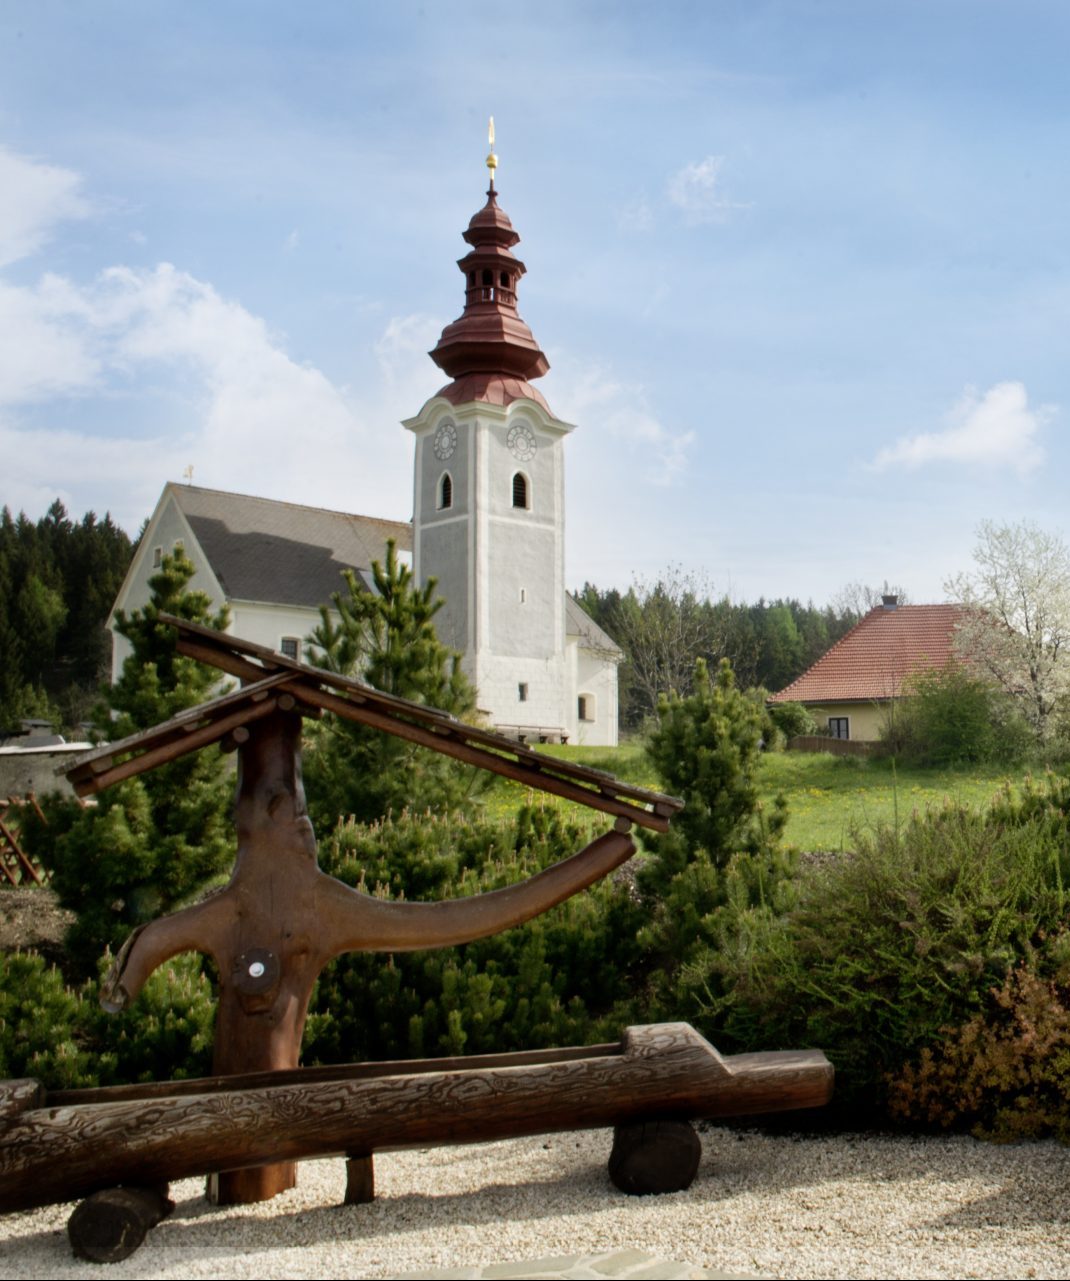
[
  {"left": 481, "top": 269, "right": 493, "bottom": 287},
  {"left": 512, "top": 472, "right": 529, "bottom": 509},
  {"left": 500, "top": 271, "right": 509, "bottom": 287},
  {"left": 439, "top": 473, "right": 453, "bottom": 510}
]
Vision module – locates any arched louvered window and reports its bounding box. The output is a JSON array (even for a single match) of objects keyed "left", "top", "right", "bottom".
[
  {"left": 512, "top": 472, "right": 529, "bottom": 509},
  {"left": 439, "top": 473, "right": 453, "bottom": 510}
]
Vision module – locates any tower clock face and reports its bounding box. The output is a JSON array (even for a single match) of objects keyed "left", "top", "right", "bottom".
[
  {"left": 507, "top": 423, "right": 536, "bottom": 462},
  {"left": 432, "top": 422, "right": 457, "bottom": 461}
]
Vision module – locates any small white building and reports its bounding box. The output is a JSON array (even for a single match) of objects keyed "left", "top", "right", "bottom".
[{"left": 110, "top": 170, "right": 620, "bottom": 746}]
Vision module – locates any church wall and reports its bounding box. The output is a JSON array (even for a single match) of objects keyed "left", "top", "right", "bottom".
[
  {"left": 420, "top": 519, "right": 469, "bottom": 653},
  {"left": 227, "top": 601, "right": 325, "bottom": 661},
  {"left": 474, "top": 651, "right": 569, "bottom": 739},
  {"left": 486, "top": 523, "right": 557, "bottom": 659},
  {"left": 110, "top": 495, "right": 214, "bottom": 680},
  {"left": 568, "top": 644, "right": 620, "bottom": 747},
  {"left": 418, "top": 424, "right": 470, "bottom": 521}
]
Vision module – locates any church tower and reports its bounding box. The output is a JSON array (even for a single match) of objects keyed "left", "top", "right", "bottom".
[{"left": 403, "top": 132, "right": 575, "bottom": 739}]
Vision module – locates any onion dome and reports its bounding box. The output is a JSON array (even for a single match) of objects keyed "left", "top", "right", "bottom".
[{"left": 429, "top": 182, "right": 550, "bottom": 401}]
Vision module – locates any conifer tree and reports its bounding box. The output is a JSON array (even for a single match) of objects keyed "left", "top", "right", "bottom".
[
  {"left": 28, "top": 548, "right": 234, "bottom": 976},
  {"left": 303, "top": 539, "right": 480, "bottom": 827}
]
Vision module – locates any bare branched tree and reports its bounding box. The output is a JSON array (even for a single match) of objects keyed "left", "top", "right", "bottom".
[
  {"left": 614, "top": 565, "right": 725, "bottom": 723},
  {"left": 830, "top": 579, "right": 911, "bottom": 621}
]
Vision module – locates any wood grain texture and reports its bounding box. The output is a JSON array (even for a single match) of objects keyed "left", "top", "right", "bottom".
[{"left": 0, "top": 1024, "right": 833, "bottom": 1214}]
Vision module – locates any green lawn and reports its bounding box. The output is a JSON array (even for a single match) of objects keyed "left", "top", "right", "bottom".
[
  {"left": 478, "top": 741, "right": 1038, "bottom": 850},
  {"left": 756, "top": 752, "right": 1023, "bottom": 850}
]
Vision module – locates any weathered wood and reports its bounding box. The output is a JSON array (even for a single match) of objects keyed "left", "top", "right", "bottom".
[
  {"left": 100, "top": 715, "right": 638, "bottom": 1015},
  {"left": 608, "top": 1119, "right": 701, "bottom": 1195},
  {"left": 0, "top": 1079, "right": 42, "bottom": 1120},
  {"left": 67, "top": 1185, "right": 174, "bottom": 1263},
  {"left": 71, "top": 696, "right": 283, "bottom": 796},
  {"left": 0, "top": 1024, "right": 833, "bottom": 1213},
  {"left": 50, "top": 1042, "right": 619, "bottom": 1107},
  {"left": 344, "top": 1154, "right": 375, "bottom": 1204},
  {"left": 295, "top": 683, "right": 670, "bottom": 832},
  {"left": 160, "top": 615, "right": 682, "bottom": 829},
  {"left": 0, "top": 814, "right": 42, "bottom": 886},
  {"left": 64, "top": 670, "right": 295, "bottom": 792}
]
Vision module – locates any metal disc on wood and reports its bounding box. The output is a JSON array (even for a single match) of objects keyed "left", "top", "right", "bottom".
[{"left": 608, "top": 1119, "right": 702, "bottom": 1196}]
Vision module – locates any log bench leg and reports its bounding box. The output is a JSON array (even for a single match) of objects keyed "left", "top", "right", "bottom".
[
  {"left": 67, "top": 1185, "right": 174, "bottom": 1263},
  {"left": 344, "top": 1153, "right": 375, "bottom": 1204},
  {"left": 608, "top": 1119, "right": 701, "bottom": 1196}
]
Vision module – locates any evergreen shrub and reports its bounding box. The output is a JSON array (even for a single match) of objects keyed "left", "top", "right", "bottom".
[
  {"left": 704, "top": 791, "right": 1070, "bottom": 1118},
  {"left": 303, "top": 805, "right": 646, "bottom": 1063}
]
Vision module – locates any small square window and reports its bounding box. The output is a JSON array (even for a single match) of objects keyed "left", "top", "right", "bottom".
[
  {"left": 828, "top": 717, "right": 850, "bottom": 740},
  {"left": 518, "top": 683, "right": 528, "bottom": 702},
  {"left": 280, "top": 637, "right": 300, "bottom": 661}
]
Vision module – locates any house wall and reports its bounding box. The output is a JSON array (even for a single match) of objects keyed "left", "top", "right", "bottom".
[{"left": 805, "top": 701, "right": 890, "bottom": 743}]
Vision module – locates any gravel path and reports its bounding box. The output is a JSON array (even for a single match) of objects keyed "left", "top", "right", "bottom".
[{"left": 4, "top": 1127, "right": 1070, "bottom": 1279}]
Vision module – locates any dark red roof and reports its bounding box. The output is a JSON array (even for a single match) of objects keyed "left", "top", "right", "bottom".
[
  {"left": 770, "top": 604, "right": 964, "bottom": 704},
  {"left": 429, "top": 185, "right": 551, "bottom": 390},
  {"left": 435, "top": 373, "right": 549, "bottom": 411}
]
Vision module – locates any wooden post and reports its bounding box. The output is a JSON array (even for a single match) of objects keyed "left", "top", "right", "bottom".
[
  {"left": 344, "top": 1154, "right": 375, "bottom": 1205},
  {"left": 208, "top": 710, "right": 319, "bottom": 1204}
]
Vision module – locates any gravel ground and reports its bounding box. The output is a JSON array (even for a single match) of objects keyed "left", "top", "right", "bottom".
[{"left": 4, "top": 1127, "right": 1070, "bottom": 1279}]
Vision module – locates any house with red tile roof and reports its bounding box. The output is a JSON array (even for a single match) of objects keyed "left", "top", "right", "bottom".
[{"left": 769, "top": 596, "right": 964, "bottom": 742}]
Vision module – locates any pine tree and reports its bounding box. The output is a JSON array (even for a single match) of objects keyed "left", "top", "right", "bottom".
[
  {"left": 28, "top": 548, "right": 234, "bottom": 977},
  {"left": 303, "top": 539, "right": 480, "bottom": 827}
]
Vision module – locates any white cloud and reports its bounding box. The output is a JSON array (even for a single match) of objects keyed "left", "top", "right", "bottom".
[
  {"left": 873, "top": 381, "right": 1053, "bottom": 475},
  {"left": 0, "top": 262, "right": 423, "bottom": 527},
  {"left": 667, "top": 156, "right": 748, "bottom": 225},
  {"left": 0, "top": 147, "right": 89, "bottom": 267},
  {"left": 549, "top": 359, "right": 693, "bottom": 486}
]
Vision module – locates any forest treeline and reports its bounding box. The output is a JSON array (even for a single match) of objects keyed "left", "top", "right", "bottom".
[
  {"left": 573, "top": 572, "right": 892, "bottom": 731},
  {"left": 0, "top": 501, "right": 134, "bottom": 732}
]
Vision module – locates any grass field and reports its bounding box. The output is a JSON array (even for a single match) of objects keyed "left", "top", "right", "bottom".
[{"left": 480, "top": 742, "right": 1038, "bottom": 851}]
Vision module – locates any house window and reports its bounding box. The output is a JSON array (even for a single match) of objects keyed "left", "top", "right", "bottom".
[
  {"left": 439, "top": 473, "right": 453, "bottom": 510},
  {"left": 519, "top": 587, "right": 526, "bottom": 603},
  {"left": 512, "top": 472, "right": 529, "bottom": 509},
  {"left": 578, "top": 694, "right": 594, "bottom": 722},
  {"left": 518, "top": 683, "right": 528, "bottom": 702},
  {"left": 152, "top": 546, "right": 163, "bottom": 567},
  {"left": 828, "top": 717, "right": 850, "bottom": 740},
  {"left": 280, "top": 636, "right": 300, "bottom": 661}
]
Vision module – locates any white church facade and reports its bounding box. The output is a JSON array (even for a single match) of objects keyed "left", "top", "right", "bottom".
[{"left": 110, "top": 164, "right": 620, "bottom": 746}]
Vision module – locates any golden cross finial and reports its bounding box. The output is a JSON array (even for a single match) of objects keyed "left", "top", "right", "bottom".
[{"left": 486, "top": 116, "right": 498, "bottom": 189}]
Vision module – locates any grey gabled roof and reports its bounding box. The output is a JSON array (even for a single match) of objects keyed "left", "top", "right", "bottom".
[
  {"left": 565, "top": 593, "right": 622, "bottom": 657},
  {"left": 169, "top": 484, "right": 412, "bottom": 610}
]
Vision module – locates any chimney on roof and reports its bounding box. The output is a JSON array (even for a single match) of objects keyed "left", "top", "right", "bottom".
[{"left": 882, "top": 594, "right": 899, "bottom": 610}]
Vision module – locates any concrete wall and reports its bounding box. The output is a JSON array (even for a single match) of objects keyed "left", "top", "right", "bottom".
[{"left": 0, "top": 744, "right": 92, "bottom": 800}]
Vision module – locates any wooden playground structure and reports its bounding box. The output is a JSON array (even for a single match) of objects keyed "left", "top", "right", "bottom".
[{"left": 0, "top": 619, "right": 833, "bottom": 1261}]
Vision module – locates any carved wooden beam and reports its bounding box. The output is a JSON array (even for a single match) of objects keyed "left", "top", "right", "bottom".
[{"left": 0, "top": 1025, "right": 833, "bottom": 1214}]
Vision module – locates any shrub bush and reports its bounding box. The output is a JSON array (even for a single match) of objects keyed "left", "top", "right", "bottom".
[
  {"left": 702, "top": 797, "right": 1070, "bottom": 1117},
  {"left": 767, "top": 700, "right": 818, "bottom": 742},
  {"left": 303, "top": 805, "right": 646, "bottom": 1064},
  {"left": 887, "top": 951, "right": 1070, "bottom": 1141}
]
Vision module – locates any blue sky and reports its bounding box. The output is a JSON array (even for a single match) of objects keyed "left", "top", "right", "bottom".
[{"left": 1, "top": 1, "right": 1067, "bottom": 605}]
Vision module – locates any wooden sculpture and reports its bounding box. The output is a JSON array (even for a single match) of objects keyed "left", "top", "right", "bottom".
[
  {"left": 67, "top": 617, "right": 684, "bottom": 1205},
  {"left": 0, "top": 618, "right": 833, "bottom": 1260}
]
